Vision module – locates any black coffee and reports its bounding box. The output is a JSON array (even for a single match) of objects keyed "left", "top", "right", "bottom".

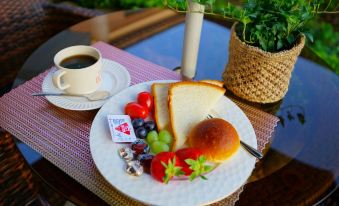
[{"left": 60, "top": 55, "right": 98, "bottom": 69}]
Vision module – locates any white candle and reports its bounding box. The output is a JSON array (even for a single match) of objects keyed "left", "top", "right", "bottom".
[{"left": 181, "top": 0, "right": 205, "bottom": 79}]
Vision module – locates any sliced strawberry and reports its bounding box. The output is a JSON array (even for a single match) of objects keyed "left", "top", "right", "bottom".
[
  {"left": 150, "top": 152, "right": 183, "bottom": 184},
  {"left": 175, "top": 148, "right": 213, "bottom": 181}
]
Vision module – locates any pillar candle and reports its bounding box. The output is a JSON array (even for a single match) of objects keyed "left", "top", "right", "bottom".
[{"left": 181, "top": 0, "right": 205, "bottom": 79}]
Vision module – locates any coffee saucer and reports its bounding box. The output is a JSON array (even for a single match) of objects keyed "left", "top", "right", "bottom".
[{"left": 42, "top": 58, "right": 131, "bottom": 111}]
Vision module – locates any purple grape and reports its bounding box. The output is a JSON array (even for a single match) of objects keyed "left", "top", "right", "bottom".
[
  {"left": 137, "top": 154, "right": 154, "bottom": 173},
  {"left": 131, "top": 140, "right": 150, "bottom": 155}
]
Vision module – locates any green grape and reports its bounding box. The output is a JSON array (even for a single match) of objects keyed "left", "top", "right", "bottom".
[
  {"left": 151, "top": 141, "right": 169, "bottom": 154},
  {"left": 158, "top": 130, "right": 173, "bottom": 144},
  {"left": 146, "top": 130, "right": 158, "bottom": 144}
]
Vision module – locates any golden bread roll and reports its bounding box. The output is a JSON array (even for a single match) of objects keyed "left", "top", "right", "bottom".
[{"left": 188, "top": 118, "right": 240, "bottom": 162}]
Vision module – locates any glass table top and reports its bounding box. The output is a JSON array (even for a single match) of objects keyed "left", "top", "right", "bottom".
[{"left": 13, "top": 9, "right": 339, "bottom": 205}]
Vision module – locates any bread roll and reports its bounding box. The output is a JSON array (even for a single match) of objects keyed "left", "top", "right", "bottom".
[{"left": 188, "top": 118, "right": 240, "bottom": 162}]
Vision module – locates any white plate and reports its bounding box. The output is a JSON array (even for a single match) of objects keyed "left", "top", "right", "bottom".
[
  {"left": 42, "top": 59, "right": 131, "bottom": 111},
  {"left": 89, "top": 80, "right": 257, "bottom": 206}
]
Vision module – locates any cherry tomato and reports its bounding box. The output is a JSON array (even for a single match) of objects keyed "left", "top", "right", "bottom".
[
  {"left": 125, "top": 102, "right": 149, "bottom": 119},
  {"left": 137, "top": 92, "right": 153, "bottom": 111}
]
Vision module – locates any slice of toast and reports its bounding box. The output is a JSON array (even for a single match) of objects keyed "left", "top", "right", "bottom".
[
  {"left": 151, "top": 83, "right": 171, "bottom": 130},
  {"left": 168, "top": 82, "right": 226, "bottom": 151},
  {"left": 200, "top": 79, "right": 224, "bottom": 88}
]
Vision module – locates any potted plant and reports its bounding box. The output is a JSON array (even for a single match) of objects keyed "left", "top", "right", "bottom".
[{"left": 164, "top": 0, "right": 335, "bottom": 103}]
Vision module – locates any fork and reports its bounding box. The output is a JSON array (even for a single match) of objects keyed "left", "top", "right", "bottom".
[{"left": 207, "top": 114, "right": 263, "bottom": 159}]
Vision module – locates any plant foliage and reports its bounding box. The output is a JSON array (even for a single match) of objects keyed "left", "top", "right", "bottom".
[
  {"left": 71, "top": 0, "right": 338, "bottom": 73},
  {"left": 164, "top": 0, "right": 337, "bottom": 52},
  {"left": 306, "top": 19, "right": 339, "bottom": 74}
]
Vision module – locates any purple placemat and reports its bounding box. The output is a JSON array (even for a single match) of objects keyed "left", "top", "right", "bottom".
[{"left": 0, "top": 42, "right": 278, "bottom": 206}]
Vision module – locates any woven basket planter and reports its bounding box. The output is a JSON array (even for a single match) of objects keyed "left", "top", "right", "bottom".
[{"left": 223, "top": 24, "right": 305, "bottom": 103}]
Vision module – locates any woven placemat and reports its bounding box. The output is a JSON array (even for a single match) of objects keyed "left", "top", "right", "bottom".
[{"left": 0, "top": 42, "right": 278, "bottom": 206}]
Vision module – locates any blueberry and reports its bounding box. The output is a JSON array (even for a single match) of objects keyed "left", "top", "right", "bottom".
[
  {"left": 132, "top": 118, "right": 144, "bottom": 129},
  {"left": 135, "top": 127, "right": 147, "bottom": 139},
  {"left": 144, "top": 121, "right": 156, "bottom": 131}
]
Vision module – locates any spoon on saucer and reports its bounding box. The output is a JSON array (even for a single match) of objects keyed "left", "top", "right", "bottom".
[{"left": 32, "top": 90, "right": 111, "bottom": 101}]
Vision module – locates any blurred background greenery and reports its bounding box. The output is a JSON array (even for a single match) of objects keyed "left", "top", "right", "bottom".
[{"left": 54, "top": 0, "right": 338, "bottom": 74}]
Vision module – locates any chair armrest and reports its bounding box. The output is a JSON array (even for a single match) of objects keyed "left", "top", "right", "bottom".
[
  {"left": 41, "top": 2, "right": 105, "bottom": 37},
  {"left": 42, "top": 2, "right": 105, "bottom": 19}
]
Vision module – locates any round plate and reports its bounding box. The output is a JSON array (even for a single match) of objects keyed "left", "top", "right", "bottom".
[
  {"left": 42, "top": 59, "right": 131, "bottom": 111},
  {"left": 90, "top": 80, "right": 257, "bottom": 205}
]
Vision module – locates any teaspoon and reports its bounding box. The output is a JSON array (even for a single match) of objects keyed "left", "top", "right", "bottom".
[{"left": 32, "top": 90, "right": 111, "bottom": 101}]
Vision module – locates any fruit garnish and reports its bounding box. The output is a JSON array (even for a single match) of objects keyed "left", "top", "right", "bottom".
[
  {"left": 144, "top": 121, "right": 156, "bottom": 131},
  {"left": 137, "top": 154, "right": 154, "bottom": 173},
  {"left": 175, "top": 148, "right": 213, "bottom": 180},
  {"left": 185, "top": 156, "right": 213, "bottom": 181},
  {"left": 131, "top": 140, "right": 150, "bottom": 155},
  {"left": 158, "top": 130, "right": 172, "bottom": 144},
  {"left": 135, "top": 127, "right": 147, "bottom": 139},
  {"left": 150, "top": 152, "right": 184, "bottom": 184},
  {"left": 137, "top": 92, "right": 153, "bottom": 111},
  {"left": 146, "top": 130, "right": 158, "bottom": 144},
  {"left": 125, "top": 102, "right": 149, "bottom": 119},
  {"left": 132, "top": 118, "right": 144, "bottom": 129},
  {"left": 151, "top": 141, "right": 169, "bottom": 154}
]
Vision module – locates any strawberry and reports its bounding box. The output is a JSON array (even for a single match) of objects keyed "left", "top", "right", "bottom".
[
  {"left": 150, "top": 152, "right": 183, "bottom": 184},
  {"left": 175, "top": 148, "right": 213, "bottom": 181},
  {"left": 175, "top": 148, "right": 202, "bottom": 175}
]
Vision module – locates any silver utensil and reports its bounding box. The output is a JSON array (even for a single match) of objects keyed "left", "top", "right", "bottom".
[
  {"left": 207, "top": 114, "right": 263, "bottom": 159},
  {"left": 32, "top": 90, "right": 111, "bottom": 101}
]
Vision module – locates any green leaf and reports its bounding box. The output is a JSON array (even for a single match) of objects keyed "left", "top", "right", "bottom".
[
  {"left": 287, "top": 35, "right": 295, "bottom": 44},
  {"left": 200, "top": 175, "right": 208, "bottom": 180},
  {"left": 185, "top": 159, "right": 196, "bottom": 165},
  {"left": 187, "top": 155, "right": 214, "bottom": 181},
  {"left": 258, "top": 36, "right": 267, "bottom": 51},
  {"left": 161, "top": 161, "right": 168, "bottom": 168},
  {"left": 277, "top": 39, "right": 283, "bottom": 50},
  {"left": 204, "top": 165, "right": 213, "bottom": 173},
  {"left": 268, "top": 39, "right": 275, "bottom": 51},
  {"left": 161, "top": 157, "right": 183, "bottom": 184},
  {"left": 189, "top": 172, "right": 198, "bottom": 181},
  {"left": 198, "top": 156, "right": 206, "bottom": 163},
  {"left": 303, "top": 31, "right": 314, "bottom": 42}
]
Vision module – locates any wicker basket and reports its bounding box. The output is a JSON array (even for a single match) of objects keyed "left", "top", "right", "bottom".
[{"left": 223, "top": 23, "right": 305, "bottom": 103}]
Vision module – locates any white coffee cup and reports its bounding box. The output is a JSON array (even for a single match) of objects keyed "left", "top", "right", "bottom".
[{"left": 53, "top": 45, "right": 102, "bottom": 95}]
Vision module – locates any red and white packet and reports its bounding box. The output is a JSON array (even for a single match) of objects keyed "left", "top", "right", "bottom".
[{"left": 107, "top": 115, "right": 137, "bottom": 143}]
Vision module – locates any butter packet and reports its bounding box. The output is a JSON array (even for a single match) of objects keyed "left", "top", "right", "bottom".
[{"left": 107, "top": 115, "right": 137, "bottom": 143}]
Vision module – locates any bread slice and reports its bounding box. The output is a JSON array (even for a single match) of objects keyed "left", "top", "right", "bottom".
[
  {"left": 200, "top": 79, "right": 224, "bottom": 88},
  {"left": 168, "top": 82, "right": 226, "bottom": 151},
  {"left": 151, "top": 83, "right": 171, "bottom": 130}
]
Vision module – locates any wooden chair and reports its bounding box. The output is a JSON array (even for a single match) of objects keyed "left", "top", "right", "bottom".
[
  {"left": 0, "top": 129, "right": 45, "bottom": 205},
  {"left": 0, "top": 0, "right": 103, "bottom": 95}
]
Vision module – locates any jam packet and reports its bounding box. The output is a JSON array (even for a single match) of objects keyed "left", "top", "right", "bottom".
[{"left": 107, "top": 115, "right": 137, "bottom": 143}]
